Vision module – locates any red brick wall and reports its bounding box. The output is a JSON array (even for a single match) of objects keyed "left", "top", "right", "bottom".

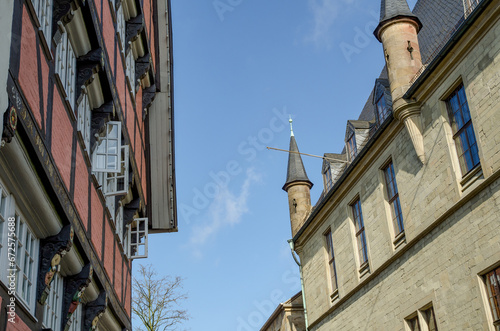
[
  {"left": 90, "top": 187, "right": 103, "bottom": 260},
  {"left": 74, "top": 148, "right": 89, "bottom": 229},
  {"left": 5, "top": 314, "right": 31, "bottom": 331},
  {"left": 51, "top": 88, "right": 73, "bottom": 189},
  {"left": 103, "top": 219, "right": 114, "bottom": 280},
  {"left": 18, "top": 6, "right": 47, "bottom": 130}
]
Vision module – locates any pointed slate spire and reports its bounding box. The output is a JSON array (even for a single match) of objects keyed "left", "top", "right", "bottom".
[
  {"left": 282, "top": 119, "right": 313, "bottom": 192},
  {"left": 374, "top": 0, "right": 422, "bottom": 41}
]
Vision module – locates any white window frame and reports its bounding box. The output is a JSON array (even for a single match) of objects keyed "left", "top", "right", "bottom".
[
  {"left": 42, "top": 272, "right": 63, "bottom": 331},
  {"left": 129, "top": 218, "right": 148, "bottom": 259},
  {"left": 31, "top": 0, "right": 53, "bottom": 45},
  {"left": 102, "top": 145, "right": 129, "bottom": 196},
  {"left": 77, "top": 91, "right": 92, "bottom": 155},
  {"left": 55, "top": 24, "right": 77, "bottom": 112},
  {"left": 92, "top": 121, "right": 122, "bottom": 173},
  {"left": 126, "top": 50, "right": 136, "bottom": 94},
  {"left": 106, "top": 195, "right": 116, "bottom": 222},
  {"left": 14, "top": 208, "right": 39, "bottom": 313},
  {"left": 0, "top": 186, "right": 10, "bottom": 265},
  {"left": 67, "top": 302, "right": 82, "bottom": 331},
  {"left": 116, "top": 203, "right": 124, "bottom": 243},
  {"left": 116, "top": 4, "right": 126, "bottom": 53}
]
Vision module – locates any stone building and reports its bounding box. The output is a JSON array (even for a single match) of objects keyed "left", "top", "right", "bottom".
[
  {"left": 283, "top": 0, "right": 500, "bottom": 330},
  {"left": 260, "top": 292, "right": 306, "bottom": 331},
  {"left": 0, "top": 0, "right": 176, "bottom": 329}
]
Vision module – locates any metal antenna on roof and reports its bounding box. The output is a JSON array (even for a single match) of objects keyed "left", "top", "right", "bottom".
[{"left": 289, "top": 116, "right": 294, "bottom": 136}]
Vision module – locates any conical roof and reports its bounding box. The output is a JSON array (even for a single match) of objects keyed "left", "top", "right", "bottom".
[
  {"left": 374, "top": 0, "right": 422, "bottom": 41},
  {"left": 282, "top": 135, "right": 313, "bottom": 192}
]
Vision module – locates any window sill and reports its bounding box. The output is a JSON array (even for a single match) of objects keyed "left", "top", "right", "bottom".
[
  {"left": 393, "top": 231, "right": 406, "bottom": 249},
  {"left": 330, "top": 289, "right": 339, "bottom": 302},
  {"left": 359, "top": 262, "right": 370, "bottom": 277},
  {"left": 460, "top": 165, "right": 482, "bottom": 191}
]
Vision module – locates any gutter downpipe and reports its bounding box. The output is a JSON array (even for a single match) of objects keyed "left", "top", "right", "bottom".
[{"left": 288, "top": 239, "right": 309, "bottom": 331}]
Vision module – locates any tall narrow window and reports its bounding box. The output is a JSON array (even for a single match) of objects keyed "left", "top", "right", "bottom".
[
  {"left": 43, "top": 272, "right": 63, "bottom": 331},
  {"left": 376, "top": 94, "right": 390, "bottom": 123},
  {"left": 103, "top": 145, "right": 129, "bottom": 196},
  {"left": 92, "top": 121, "right": 122, "bottom": 173},
  {"left": 423, "top": 307, "right": 439, "bottom": 331},
  {"left": 485, "top": 266, "right": 500, "bottom": 330},
  {"left": 407, "top": 316, "right": 421, "bottom": 331},
  {"left": 14, "top": 212, "right": 38, "bottom": 312},
  {"left": 324, "top": 167, "right": 333, "bottom": 191},
  {"left": 383, "top": 161, "right": 404, "bottom": 236},
  {"left": 0, "top": 188, "right": 8, "bottom": 259},
  {"left": 67, "top": 303, "right": 82, "bottom": 331},
  {"left": 126, "top": 50, "right": 136, "bottom": 94},
  {"left": 116, "top": 4, "right": 126, "bottom": 52},
  {"left": 77, "top": 91, "right": 92, "bottom": 154},
  {"left": 324, "top": 230, "right": 338, "bottom": 293},
  {"left": 347, "top": 134, "right": 357, "bottom": 161},
  {"left": 31, "top": 0, "right": 53, "bottom": 44},
  {"left": 351, "top": 199, "right": 368, "bottom": 266},
  {"left": 55, "top": 27, "right": 77, "bottom": 112},
  {"left": 129, "top": 218, "right": 148, "bottom": 259},
  {"left": 446, "top": 84, "right": 480, "bottom": 175}
]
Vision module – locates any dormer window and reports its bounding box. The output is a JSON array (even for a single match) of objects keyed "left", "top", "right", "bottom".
[
  {"left": 376, "top": 94, "right": 390, "bottom": 124},
  {"left": 324, "top": 166, "right": 333, "bottom": 191},
  {"left": 347, "top": 134, "right": 357, "bottom": 161}
]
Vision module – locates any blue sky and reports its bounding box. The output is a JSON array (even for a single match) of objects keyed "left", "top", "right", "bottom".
[{"left": 135, "top": 0, "right": 417, "bottom": 330}]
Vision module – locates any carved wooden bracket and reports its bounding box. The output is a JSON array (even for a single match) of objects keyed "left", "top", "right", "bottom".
[
  {"left": 89, "top": 101, "right": 114, "bottom": 153},
  {"left": 52, "top": 0, "right": 75, "bottom": 38},
  {"left": 142, "top": 84, "right": 156, "bottom": 114},
  {"left": 124, "top": 197, "right": 140, "bottom": 228},
  {"left": 37, "top": 225, "right": 74, "bottom": 305},
  {"left": 2, "top": 103, "right": 18, "bottom": 146},
  {"left": 126, "top": 14, "right": 144, "bottom": 46},
  {"left": 135, "top": 53, "right": 151, "bottom": 83},
  {"left": 83, "top": 291, "right": 108, "bottom": 331},
  {"left": 62, "top": 264, "right": 93, "bottom": 331},
  {"left": 393, "top": 101, "right": 426, "bottom": 164},
  {"left": 76, "top": 48, "right": 104, "bottom": 101}
]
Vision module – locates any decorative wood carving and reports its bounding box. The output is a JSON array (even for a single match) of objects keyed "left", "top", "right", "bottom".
[
  {"left": 83, "top": 291, "right": 108, "bottom": 331},
  {"left": 135, "top": 53, "right": 151, "bottom": 82},
  {"left": 37, "top": 225, "right": 74, "bottom": 305},
  {"left": 62, "top": 264, "right": 93, "bottom": 331},
  {"left": 126, "top": 14, "right": 144, "bottom": 46},
  {"left": 142, "top": 84, "right": 156, "bottom": 112},
  {"left": 52, "top": 0, "right": 74, "bottom": 38},
  {"left": 90, "top": 101, "right": 114, "bottom": 152},
  {"left": 2, "top": 103, "right": 18, "bottom": 145}
]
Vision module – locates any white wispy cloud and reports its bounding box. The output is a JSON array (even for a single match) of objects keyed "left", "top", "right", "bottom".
[
  {"left": 189, "top": 168, "right": 261, "bottom": 255},
  {"left": 304, "top": 0, "right": 355, "bottom": 48}
]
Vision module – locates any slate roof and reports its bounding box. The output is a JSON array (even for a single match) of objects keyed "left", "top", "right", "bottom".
[{"left": 283, "top": 135, "right": 313, "bottom": 191}]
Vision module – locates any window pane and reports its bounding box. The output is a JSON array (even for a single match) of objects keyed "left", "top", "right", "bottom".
[{"left": 424, "top": 307, "right": 438, "bottom": 331}]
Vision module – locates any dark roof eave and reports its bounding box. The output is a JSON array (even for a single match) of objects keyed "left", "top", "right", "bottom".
[
  {"left": 293, "top": 114, "right": 394, "bottom": 243},
  {"left": 404, "top": 0, "right": 492, "bottom": 99}
]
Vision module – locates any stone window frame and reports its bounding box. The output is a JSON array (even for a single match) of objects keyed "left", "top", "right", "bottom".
[
  {"left": 404, "top": 303, "right": 439, "bottom": 331},
  {"left": 483, "top": 265, "right": 500, "bottom": 330},
  {"left": 348, "top": 196, "right": 370, "bottom": 276},
  {"left": 323, "top": 228, "right": 339, "bottom": 300},
  {"left": 445, "top": 83, "right": 481, "bottom": 177},
  {"left": 381, "top": 159, "right": 405, "bottom": 248}
]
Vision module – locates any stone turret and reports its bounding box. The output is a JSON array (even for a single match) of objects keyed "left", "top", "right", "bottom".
[
  {"left": 374, "top": 0, "right": 426, "bottom": 163},
  {"left": 282, "top": 119, "right": 313, "bottom": 237}
]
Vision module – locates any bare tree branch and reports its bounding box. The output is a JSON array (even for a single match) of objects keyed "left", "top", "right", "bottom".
[{"left": 132, "top": 264, "right": 189, "bottom": 331}]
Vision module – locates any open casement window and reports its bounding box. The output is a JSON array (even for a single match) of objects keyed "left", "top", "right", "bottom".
[
  {"left": 92, "top": 121, "right": 122, "bottom": 173},
  {"left": 77, "top": 92, "right": 92, "bottom": 155},
  {"left": 115, "top": 204, "right": 124, "bottom": 243},
  {"left": 105, "top": 195, "right": 116, "bottom": 222},
  {"left": 116, "top": 4, "right": 126, "bottom": 53},
  {"left": 126, "top": 50, "right": 136, "bottom": 94},
  {"left": 101, "top": 146, "right": 129, "bottom": 196},
  {"left": 31, "top": 0, "right": 53, "bottom": 45},
  {"left": 55, "top": 25, "right": 77, "bottom": 112},
  {"left": 128, "top": 218, "right": 148, "bottom": 259}
]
